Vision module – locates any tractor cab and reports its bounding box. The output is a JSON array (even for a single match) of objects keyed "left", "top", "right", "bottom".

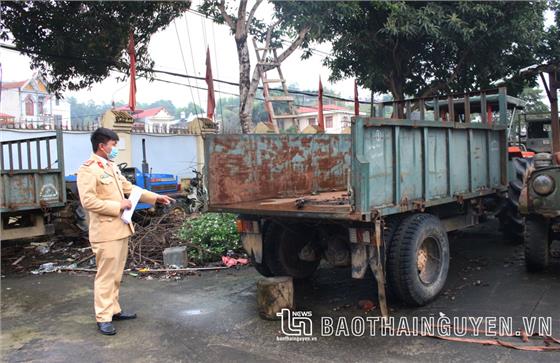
[
  {"left": 523, "top": 112, "right": 556, "bottom": 153},
  {"left": 425, "top": 91, "right": 525, "bottom": 124}
]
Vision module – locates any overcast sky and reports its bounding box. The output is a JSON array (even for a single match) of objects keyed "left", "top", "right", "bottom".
[{"left": 0, "top": 2, "right": 555, "bottom": 111}]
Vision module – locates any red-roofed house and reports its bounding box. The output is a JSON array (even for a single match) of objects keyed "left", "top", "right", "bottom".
[
  {"left": 113, "top": 106, "right": 176, "bottom": 132},
  {"left": 0, "top": 113, "right": 16, "bottom": 126},
  {"left": 296, "top": 104, "right": 359, "bottom": 133},
  {"left": 0, "top": 73, "right": 71, "bottom": 129}
]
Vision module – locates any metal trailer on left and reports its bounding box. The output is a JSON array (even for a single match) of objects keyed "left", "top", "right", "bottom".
[{"left": 1, "top": 131, "right": 67, "bottom": 241}]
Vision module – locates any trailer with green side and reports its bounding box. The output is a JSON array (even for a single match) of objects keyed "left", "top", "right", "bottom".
[
  {"left": 205, "top": 88, "right": 524, "bottom": 311},
  {"left": 1, "top": 132, "right": 67, "bottom": 241}
]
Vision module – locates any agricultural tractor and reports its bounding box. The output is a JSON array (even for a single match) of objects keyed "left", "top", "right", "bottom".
[
  {"left": 517, "top": 64, "right": 560, "bottom": 272},
  {"left": 63, "top": 137, "right": 189, "bottom": 235}
]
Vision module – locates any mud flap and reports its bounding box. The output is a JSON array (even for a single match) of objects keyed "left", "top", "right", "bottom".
[
  {"left": 370, "top": 220, "right": 389, "bottom": 317},
  {"left": 349, "top": 220, "right": 389, "bottom": 318}
]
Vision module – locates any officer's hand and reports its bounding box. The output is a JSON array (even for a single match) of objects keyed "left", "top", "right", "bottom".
[
  {"left": 156, "top": 194, "right": 175, "bottom": 205},
  {"left": 120, "top": 199, "right": 132, "bottom": 210}
]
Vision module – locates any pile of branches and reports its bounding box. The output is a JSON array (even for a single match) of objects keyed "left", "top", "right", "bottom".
[{"left": 128, "top": 211, "right": 205, "bottom": 268}]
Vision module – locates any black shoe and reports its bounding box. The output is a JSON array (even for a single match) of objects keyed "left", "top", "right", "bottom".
[
  {"left": 112, "top": 312, "right": 137, "bottom": 321},
  {"left": 97, "top": 322, "right": 116, "bottom": 335}
]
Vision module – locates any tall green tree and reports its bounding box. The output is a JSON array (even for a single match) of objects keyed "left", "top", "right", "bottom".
[
  {"left": 275, "top": 1, "right": 556, "bottom": 104},
  {"left": 519, "top": 87, "right": 551, "bottom": 113},
  {"left": 1, "top": 1, "right": 191, "bottom": 96}
]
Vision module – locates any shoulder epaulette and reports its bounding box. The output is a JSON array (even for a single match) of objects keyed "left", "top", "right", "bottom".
[{"left": 83, "top": 160, "right": 94, "bottom": 166}]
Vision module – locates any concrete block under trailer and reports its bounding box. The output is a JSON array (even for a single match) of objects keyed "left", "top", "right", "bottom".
[{"left": 206, "top": 92, "right": 517, "bottom": 310}]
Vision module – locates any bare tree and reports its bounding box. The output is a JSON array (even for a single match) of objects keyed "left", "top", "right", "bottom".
[{"left": 201, "top": 0, "right": 309, "bottom": 133}]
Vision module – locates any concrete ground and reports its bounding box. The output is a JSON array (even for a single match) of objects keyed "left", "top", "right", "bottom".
[{"left": 1, "top": 220, "right": 559, "bottom": 363}]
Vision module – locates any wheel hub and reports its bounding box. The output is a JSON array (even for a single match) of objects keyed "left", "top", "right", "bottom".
[
  {"left": 416, "top": 237, "right": 441, "bottom": 285},
  {"left": 417, "top": 247, "right": 428, "bottom": 272}
]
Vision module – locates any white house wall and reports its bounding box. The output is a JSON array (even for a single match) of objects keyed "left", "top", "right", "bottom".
[
  {"left": 1, "top": 83, "right": 71, "bottom": 128},
  {"left": 0, "top": 89, "right": 21, "bottom": 118},
  {"left": 131, "top": 133, "right": 198, "bottom": 179},
  {"left": 1, "top": 130, "right": 199, "bottom": 179}
]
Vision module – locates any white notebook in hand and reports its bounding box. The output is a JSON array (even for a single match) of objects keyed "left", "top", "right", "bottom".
[{"left": 121, "top": 186, "right": 143, "bottom": 225}]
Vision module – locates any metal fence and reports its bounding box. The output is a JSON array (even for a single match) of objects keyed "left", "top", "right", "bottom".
[{"left": 0, "top": 122, "right": 198, "bottom": 135}]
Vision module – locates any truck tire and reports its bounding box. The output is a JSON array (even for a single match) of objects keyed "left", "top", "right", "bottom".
[
  {"left": 500, "top": 157, "right": 530, "bottom": 243},
  {"left": 251, "top": 254, "right": 274, "bottom": 277},
  {"left": 264, "top": 222, "right": 320, "bottom": 279},
  {"left": 384, "top": 216, "right": 404, "bottom": 298},
  {"left": 386, "top": 213, "right": 449, "bottom": 306},
  {"left": 524, "top": 215, "right": 550, "bottom": 272}
]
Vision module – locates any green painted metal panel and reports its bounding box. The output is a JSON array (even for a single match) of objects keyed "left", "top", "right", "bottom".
[
  {"left": 488, "top": 132, "right": 502, "bottom": 186},
  {"left": 471, "top": 130, "right": 489, "bottom": 190},
  {"left": 398, "top": 128, "right": 423, "bottom": 203},
  {"left": 363, "top": 126, "right": 393, "bottom": 207},
  {"left": 450, "top": 130, "right": 470, "bottom": 193},
  {"left": 352, "top": 118, "right": 507, "bottom": 216},
  {"left": 427, "top": 129, "right": 448, "bottom": 198}
]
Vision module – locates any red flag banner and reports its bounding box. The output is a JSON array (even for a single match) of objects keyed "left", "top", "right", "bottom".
[
  {"left": 128, "top": 32, "right": 137, "bottom": 112},
  {"left": 354, "top": 79, "right": 359, "bottom": 116},
  {"left": 205, "top": 47, "right": 216, "bottom": 120},
  {"left": 318, "top": 77, "right": 325, "bottom": 131}
]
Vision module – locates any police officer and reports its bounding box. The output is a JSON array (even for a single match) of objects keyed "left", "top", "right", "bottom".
[{"left": 77, "top": 127, "right": 174, "bottom": 335}]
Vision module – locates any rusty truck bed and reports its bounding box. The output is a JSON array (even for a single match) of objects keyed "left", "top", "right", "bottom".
[
  {"left": 205, "top": 91, "right": 513, "bottom": 222},
  {"left": 204, "top": 134, "right": 356, "bottom": 220},
  {"left": 208, "top": 190, "right": 364, "bottom": 220}
]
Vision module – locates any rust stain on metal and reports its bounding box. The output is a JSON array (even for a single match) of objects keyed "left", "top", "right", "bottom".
[
  {"left": 207, "top": 134, "right": 351, "bottom": 206},
  {"left": 413, "top": 199, "right": 426, "bottom": 211}
]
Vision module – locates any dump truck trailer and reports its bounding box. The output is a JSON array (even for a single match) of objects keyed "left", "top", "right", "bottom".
[
  {"left": 205, "top": 88, "right": 524, "bottom": 310},
  {"left": 1, "top": 132, "right": 67, "bottom": 241}
]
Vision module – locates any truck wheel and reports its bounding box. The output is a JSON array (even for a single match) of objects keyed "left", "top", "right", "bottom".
[
  {"left": 387, "top": 213, "right": 450, "bottom": 306},
  {"left": 524, "top": 215, "right": 550, "bottom": 272},
  {"left": 264, "top": 223, "right": 320, "bottom": 279},
  {"left": 384, "top": 216, "right": 403, "bottom": 298},
  {"left": 500, "top": 157, "right": 530, "bottom": 243},
  {"left": 251, "top": 254, "right": 274, "bottom": 277}
]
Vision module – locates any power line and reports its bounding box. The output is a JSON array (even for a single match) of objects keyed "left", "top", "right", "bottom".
[
  {"left": 184, "top": 15, "right": 204, "bottom": 114},
  {"left": 172, "top": 21, "right": 202, "bottom": 118},
  {"left": 1, "top": 43, "right": 367, "bottom": 104},
  {"left": 185, "top": 8, "right": 331, "bottom": 57}
]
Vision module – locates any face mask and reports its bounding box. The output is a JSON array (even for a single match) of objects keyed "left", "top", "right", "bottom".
[
  {"left": 102, "top": 144, "right": 119, "bottom": 160},
  {"left": 108, "top": 147, "right": 119, "bottom": 160}
]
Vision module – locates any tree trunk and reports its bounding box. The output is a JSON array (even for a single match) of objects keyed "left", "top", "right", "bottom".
[
  {"left": 256, "top": 276, "right": 294, "bottom": 320},
  {"left": 385, "top": 74, "right": 405, "bottom": 118},
  {"left": 236, "top": 29, "right": 253, "bottom": 134},
  {"left": 215, "top": 0, "right": 309, "bottom": 134}
]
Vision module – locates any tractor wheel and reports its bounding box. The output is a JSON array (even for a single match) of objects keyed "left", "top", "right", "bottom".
[
  {"left": 164, "top": 202, "right": 189, "bottom": 220},
  {"left": 500, "top": 157, "right": 531, "bottom": 243},
  {"left": 74, "top": 203, "right": 89, "bottom": 233},
  {"left": 524, "top": 215, "right": 550, "bottom": 272},
  {"left": 264, "top": 223, "right": 320, "bottom": 279},
  {"left": 386, "top": 213, "right": 450, "bottom": 306},
  {"left": 54, "top": 201, "right": 89, "bottom": 237}
]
